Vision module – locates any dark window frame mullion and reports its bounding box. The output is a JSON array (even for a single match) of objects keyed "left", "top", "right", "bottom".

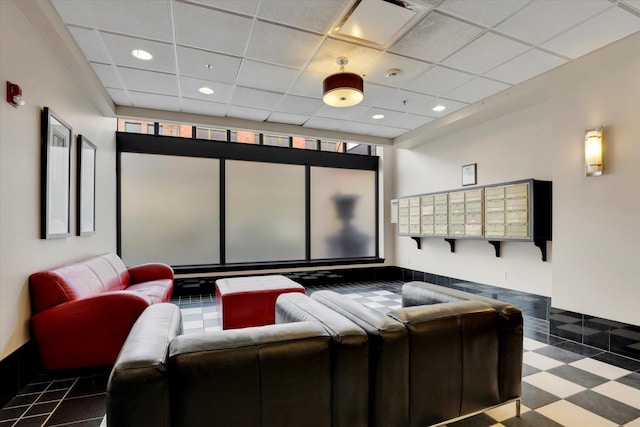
[
  {"left": 219, "top": 159, "right": 226, "bottom": 265},
  {"left": 305, "top": 165, "right": 311, "bottom": 261}
]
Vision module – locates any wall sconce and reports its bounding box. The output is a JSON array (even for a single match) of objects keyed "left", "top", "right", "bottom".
[
  {"left": 585, "top": 126, "right": 604, "bottom": 177},
  {"left": 6, "top": 81, "right": 25, "bottom": 108}
]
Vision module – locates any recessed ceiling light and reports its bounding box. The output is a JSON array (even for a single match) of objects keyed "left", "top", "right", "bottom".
[
  {"left": 198, "top": 87, "right": 214, "bottom": 95},
  {"left": 372, "top": 114, "right": 384, "bottom": 120},
  {"left": 131, "top": 49, "right": 152, "bottom": 60},
  {"left": 433, "top": 105, "right": 446, "bottom": 112}
]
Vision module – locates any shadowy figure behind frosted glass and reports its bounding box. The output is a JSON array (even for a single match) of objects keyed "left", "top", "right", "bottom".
[{"left": 325, "top": 194, "right": 371, "bottom": 258}]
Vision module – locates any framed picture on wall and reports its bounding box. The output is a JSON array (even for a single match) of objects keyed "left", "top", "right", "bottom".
[
  {"left": 77, "top": 135, "right": 96, "bottom": 236},
  {"left": 41, "top": 107, "right": 72, "bottom": 239},
  {"left": 462, "top": 163, "right": 477, "bottom": 186}
]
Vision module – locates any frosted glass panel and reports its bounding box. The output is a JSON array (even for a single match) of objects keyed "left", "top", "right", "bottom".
[
  {"left": 226, "top": 161, "right": 305, "bottom": 263},
  {"left": 311, "top": 167, "right": 376, "bottom": 259},
  {"left": 121, "top": 153, "right": 220, "bottom": 266}
]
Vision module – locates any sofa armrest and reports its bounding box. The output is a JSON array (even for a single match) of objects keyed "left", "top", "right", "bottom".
[
  {"left": 108, "top": 303, "right": 183, "bottom": 427},
  {"left": 127, "top": 263, "right": 174, "bottom": 285},
  {"left": 168, "top": 322, "right": 332, "bottom": 427},
  {"left": 311, "top": 290, "right": 408, "bottom": 427},
  {"left": 31, "top": 292, "right": 151, "bottom": 370},
  {"left": 402, "top": 281, "right": 523, "bottom": 402},
  {"left": 389, "top": 301, "right": 501, "bottom": 426}
]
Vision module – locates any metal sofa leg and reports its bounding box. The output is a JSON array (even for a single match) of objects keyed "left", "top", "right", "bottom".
[{"left": 516, "top": 399, "right": 521, "bottom": 417}]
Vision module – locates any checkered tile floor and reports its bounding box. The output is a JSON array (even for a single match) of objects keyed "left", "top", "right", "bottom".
[
  {"left": 3, "top": 281, "right": 640, "bottom": 426},
  {"left": 172, "top": 284, "right": 640, "bottom": 427}
]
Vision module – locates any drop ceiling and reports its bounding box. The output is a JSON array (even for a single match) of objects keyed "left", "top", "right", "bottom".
[{"left": 50, "top": 0, "right": 640, "bottom": 141}]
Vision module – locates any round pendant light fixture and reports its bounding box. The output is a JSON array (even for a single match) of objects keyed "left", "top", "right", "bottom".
[{"left": 323, "top": 57, "right": 363, "bottom": 108}]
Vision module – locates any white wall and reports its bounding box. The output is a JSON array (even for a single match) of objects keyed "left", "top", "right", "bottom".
[
  {"left": 0, "top": 1, "right": 116, "bottom": 360},
  {"left": 391, "top": 33, "right": 640, "bottom": 325}
]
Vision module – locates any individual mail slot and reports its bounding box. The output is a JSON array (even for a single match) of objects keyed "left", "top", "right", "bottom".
[
  {"left": 399, "top": 224, "right": 409, "bottom": 234},
  {"left": 449, "top": 192, "right": 464, "bottom": 202},
  {"left": 421, "top": 223, "right": 434, "bottom": 234},
  {"left": 410, "top": 207, "right": 421, "bottom": 215},
  {"left": 449, "top": 224, "right": 464, "bottom": 235},
  {"left": 465, "top": 189, "right": 482, "bottom": 202},
  {"left": 466, "top": 212, "right": 482, "bottom": 224},
  {"left": 466, "top": 201, "right": 482, "bottom": 212},
  {"left": 485, "top": 223, "right": 505, "bottom": 232},
  {"left": 465, "top": 224, "right": 483, "bottom": 236},
  {"left": 485, "top": 230, "right": 505, "bottom": 238},
  {"left": 485, "top": 187, "right": 505, "bottom": 200},
  {"left": 506, "top": 224, "right": 529, "bottom": 238},
  {"left": 449, "top": 202, "right": 465, "bottom": 214},
  {"left": 410, "top": 224, "right": 420, "bottom": 234},
  {"left": 410, "top": 215, "right": 420, "bottom": 226},
  {"left": 449, "top": 213, "right": 465, "bottom": 224},
  {"left": 399, "top": 198, "right": 409, "bottom": 207},
  {"left": 485, "top": 211, "right": 505, "bottom": 224},
  {"left": 505, "top": 183, "right": 528, "bottom": 198},
  {"left": 434, "top": 224, "right": 448, "bottom": 234},
  {"left": 410, "top": 197, "right": 420, "bottom": 206},
  {"left": 421, "top": 205, "right": 434, "bottom": 215},
  {"left": 434, "top": 194, "right": 448, "bottom": 205},
  {"left": 422, "top": 214, "right": 434, "bottom": 224},
  {"left": 506, "top": 211, "right": 528, "bottom": 223},
  {"left": 399, "top": 207, "right": 409, "bottom": 215},
  {"left": 486, "top": 199, "right": 505, "bottom": 211},
  {"left": 434, "top": 205, "right": 448, "bottom": 214},
  {"left": 434, "top": 214, "right": 448, "bottom": 224},
  {"left": 506, "top": 197, "right": 528, "bottom": 211}
]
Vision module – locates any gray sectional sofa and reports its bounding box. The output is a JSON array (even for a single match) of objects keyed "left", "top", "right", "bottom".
[{"left": 106, "top": 282, "right": 523, "bottom": 427}]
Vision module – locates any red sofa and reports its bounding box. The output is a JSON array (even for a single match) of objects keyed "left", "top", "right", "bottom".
[{"left": 29, "top": 253, "right": 174, "bottom": 370}]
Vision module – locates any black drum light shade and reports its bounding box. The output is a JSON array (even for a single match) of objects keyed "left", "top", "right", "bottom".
[{"left": 322, "top": 72, "right": 364, "bottom": 107}]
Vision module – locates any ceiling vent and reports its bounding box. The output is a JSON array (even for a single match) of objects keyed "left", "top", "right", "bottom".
[{"left": 333, "top": 0, "right": 429, "bottom": 47}]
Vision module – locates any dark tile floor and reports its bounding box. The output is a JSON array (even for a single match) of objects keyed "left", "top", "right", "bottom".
[{"left": 2, "top": 280, "right": 640, "bottom": 426}]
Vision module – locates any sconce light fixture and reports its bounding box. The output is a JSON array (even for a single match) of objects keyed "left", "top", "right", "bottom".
[
  {"left": 6, "top": 81, "right": 25, "bottom": 108},
  {"left": 585, "top": 126, "right": 604, "bottom": 177},
  {"left": 323, "top": 57, "right": 364, "bottom": 108}
]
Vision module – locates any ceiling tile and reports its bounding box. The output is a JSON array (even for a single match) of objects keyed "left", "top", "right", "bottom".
[
  {"left": 236, "top": 60, "right": 301, "bottom": 93},
  {"left": 355, "top": 109, "right": 433, "bottom": 129},
  {"left": 276, "top": 95, "right": 325, "bottom": 116},
  {"left": 226, "top": 105, "right": 271, "bottom": 122},
  {"left": 246, "top": 21, "right": 323, "bottom": 69},
  {"left": 176, "top": 47, "right": 241, "bottom": 84},
  {"left": 389, "top": 11, "right": 483, "bottom": 63},
  {"left": 128, "top": 91, "right": 182, "bottom": 111},
  {"left": 362, "top": 53, "right": 431, "bottom": 86},
  {"left": 622, "top": 0, "right": 640, "bottom": 12},
  {"left": 116, "top": 68, "right": 178, "bottom": 96},
  {"left": 435, "top": 0, "right": 529, "bottom": 27},
  {"left": 174, "top": 2, "right": 253, "bottom": 56},
  {"left": 306, "top": 37, "right": 383, "bottom": 75},
  {"left": 338, "top": 121, "right": 385, "bottom": 135},
  {"left": 428, "top": 98, "right": 468, "bottom": 116},
  {"left": 51, "top": 0, "right": 174, "bottom": 42},
  {"left": 442, "top": 32, "right": 529, "bottom": 75},
  {"left": 91, "top": 63, "right": 123, "bottom": 89},
  {"left": 179, "top": 76, "right": 234, "bottom": 103},
  {"left": 443, "top": 77, "right": 510, "bottom": 104},
  {"left": 184, "top": 0, "right": 260, "bottom": 16},
  {"left": 496, "top": 0, "right": 612, "bottom": 45},
  {"left": 542, "top": 6, "right": 640, "bottom": 59},
  {"left": 316, "top": 104, "right": 371, "bottom": 120},
  {"left": 99, "top": 32, "right": 176, "bottom": 73},
  {"left": 359, "top": 83, "right": 398, "bottom": 107},
  {"left": 368, "top": 126, "right": 411, "bottom": 138},
  {"left": 485, "top": 49, "right": 567, "bottom": 85},
  {"left": 303, "top": 117, "right": 349, "bottom": 131},
  {"left": 258, "top": 0, "right": 349, "bottom": 34},
  {"left": 404, "top": 65, "right": 474, "bottom": 96},
  {"left": 377, "top": 89, "right": 437, "bottom": 115},
  {"left": 266, "top": 112, "right": 310, "bottom": 126},
  {"left": 67, "top": 26, "right": 111, "bottom": 64},
  {"left": 181, "top": 98, "right": 229, "bottom": 117},
  {"left": 230, "top": 87, "right": 284, "bottom": 110},
  {"left": 289, "top": 71, "right": 326, "bottom": 98},
  {"left": 106, "top": 88, "right": 131, "bottom": 106},
  {"left": 353, "top": 107, "right": 406, "bottom": 125}
]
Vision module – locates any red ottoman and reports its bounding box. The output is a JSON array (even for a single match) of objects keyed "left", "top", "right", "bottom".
[{"left": 215, "top": 275, "right": 305, "bottom": 330}]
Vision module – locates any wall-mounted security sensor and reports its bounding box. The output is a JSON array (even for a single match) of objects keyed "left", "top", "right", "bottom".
[{"left": 6, "top": 81, "right": 25, "bottom": 108}]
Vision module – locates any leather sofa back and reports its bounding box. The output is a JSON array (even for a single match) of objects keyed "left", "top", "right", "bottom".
[
  {"left": 276, "top": 292, "right": 369, "bottom": 427},
  {"left": 29, "top": 253, "right": 130, "bottom": 313},
  {"left": 311, "top": 290, "right": 409, "bottom": 427},
  {"left": 402, "top": 281, "right": 523, "bottom": 403},
  {"left": 388, "top": 301, "right": 501, "bottom": 427},
  {"left": 168, "top": 322, "right": 332, "bottom": 427}
]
